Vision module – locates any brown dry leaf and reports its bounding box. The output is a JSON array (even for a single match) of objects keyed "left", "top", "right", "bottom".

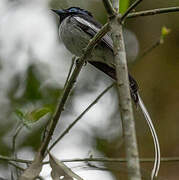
[{"left": 49, "top": 153, "right": 84, "bottom": 180}]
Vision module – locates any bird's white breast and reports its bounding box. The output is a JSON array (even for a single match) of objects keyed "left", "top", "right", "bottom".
[{"left": 59, "top": 17, "right": 90, "bottom": 56}]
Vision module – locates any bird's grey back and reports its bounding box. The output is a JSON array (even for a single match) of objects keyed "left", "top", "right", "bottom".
[{"left": 59, "top": 16, "right": 115, "bottom": 68}]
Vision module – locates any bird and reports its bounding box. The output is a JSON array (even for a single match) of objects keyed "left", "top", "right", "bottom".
[
  {"left": 52, "top": 7, "right": 160, "bottom": 179},
  {"left": 52, "top": 7, "right": 138, "bottom": 103}
]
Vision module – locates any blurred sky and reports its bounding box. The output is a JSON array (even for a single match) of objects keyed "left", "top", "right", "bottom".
[{"left": 0, "top": 0, "right": 179, "bottom": 179}]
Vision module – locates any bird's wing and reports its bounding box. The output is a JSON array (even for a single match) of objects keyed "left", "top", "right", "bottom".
[{"left": 73, "top": 15, "right": 113, "bottom": 50}]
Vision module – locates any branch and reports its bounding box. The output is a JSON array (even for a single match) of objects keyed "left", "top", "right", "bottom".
[
  {"left": 63, "top": 56, "right": 75, "bottom": 88},
  {"left": 121, "top": 0, "right": 143, "bottom": 22},
  {"left": 102, "top": 0, "right": 116, "bottom": 16},
  {"left": 9, "top": 161, "right": 44, "bottom": 180},
  {"left": 20, "top": 22, "right": 110, "bottom": 179},
  {"left": 59, "top": 157, "right": 179, "bottom": 163},
  {"left": 138, "top": 40, "right": 161, "bottom": 60},
  {"left": 2, "top": 155, "right": 179, "bottom": 164},
  {"left": 48, "top": 83, "right": 114, "bottom": 151},
  {"left": 12, "top": 124, "right": 23, "bottom": 176},
  {"left": 0, "top": 155, "right": 31, "bottom": 164},
  {"left": 110, "top": 16, "right": 141, "bottom": 180},
  {"left": 102, "top": 0, "right": 142, "bottom": 179},
  {"left": 127, "top": 7, "right": 179, "bottom": 18},
  {"left": 9, "top": 161, "right": 25, "bottom": 171},
  {"left": 137, "top": 26, "right": 170, "bottom": 60}
]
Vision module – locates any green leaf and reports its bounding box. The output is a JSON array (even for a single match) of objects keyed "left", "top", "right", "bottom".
[
  {"left": 161, "top": 26, "right": 171, "bottom": 38},
  {"left": 160, "top": 26, "right": 171, "bottom": 43},
  {"left": 24, "top": 107, "right": 52, "bottom": 124},
  {"left": 119, "top": 0, "right": 130, "bottom": 14},
  {"left": 15, "top": 109, "right": 24, "bottom": 120},
  {"left": 14, "top": 109, "right": 31, "bottom": 129}
]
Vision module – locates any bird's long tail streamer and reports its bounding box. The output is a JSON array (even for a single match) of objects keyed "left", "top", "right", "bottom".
[{"left": 137, "top": 93, "right": 160, "bottom": 180}]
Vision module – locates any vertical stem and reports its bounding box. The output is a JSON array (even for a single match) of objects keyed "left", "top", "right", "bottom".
[
  {"left": 108, "top": 1, "right": 141, "bottom": 179},
  {"left": 110, "top": 15, "right": 141, "bottom": 180}
]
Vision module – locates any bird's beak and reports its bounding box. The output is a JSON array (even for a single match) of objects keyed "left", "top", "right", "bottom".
[{"left": 51, "top": 9, "right": 65, "bottom": 16}]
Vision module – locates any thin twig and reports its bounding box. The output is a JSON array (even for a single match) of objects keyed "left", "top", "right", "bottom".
[
  {"left": 127, "top": 6, "right": 179, "bottom": 18},
  {"left": 82, "top": 162, "right": 152, "bottom": 180},
  {"left": 12, "top": 124, "right": 23, "bottom": 177},
  {"left": 12, "top": 124, "right": 23, "bottom": 154},
  {"left": 9, "top": 161, "right": 25, "bottom": 171},
  {"left": 48, "top": 83, "right": 114, "bottom": 151},
  {"left": 86, "top": 162, "right": 109, "bottom": 171},
  {"left": 137, "top": 40, "right": 161, "bottom": 60},
  {"left": 121, "top": 0, "right": 143, "bottom": 22},
  {"left": 63, "top": 56, "right": 76, "bottom": 88},
  {"left": 1, "top": 155, "right": 179, "bottom": 164},
  {"left": 59, "top": 157, "right": 179, "bottom": 163},
  {"left": 137, "top": 27, "right": 170, "bottom": 61},
  {"left": 102, "top": 0, "right": 116, "bottom": 16},
  {"left": 0, "top": 155, "right": 32, "bottom": 163}
]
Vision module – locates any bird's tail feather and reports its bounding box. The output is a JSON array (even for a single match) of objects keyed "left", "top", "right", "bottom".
[
  {"left": 89, "top": 61, "right": 160, "bottom": 179},
  {"left": 137, "top": 93, "right": 160, "bottom": 180}
]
